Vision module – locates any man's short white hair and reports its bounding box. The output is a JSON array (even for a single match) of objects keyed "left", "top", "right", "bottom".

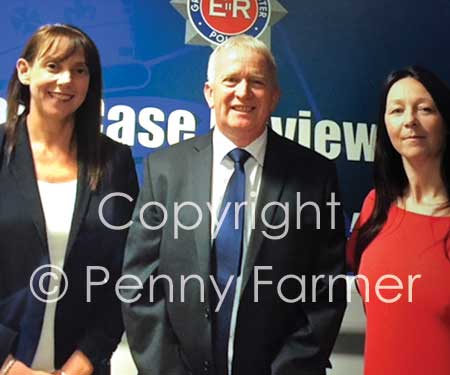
[{"left": 206, "top": 34, "right": 278, "bottom": 85}]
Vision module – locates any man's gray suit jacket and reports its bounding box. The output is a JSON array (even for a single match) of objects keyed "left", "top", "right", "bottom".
[{"left": 122, "top": 129, "right": 347, "bottom": 375}]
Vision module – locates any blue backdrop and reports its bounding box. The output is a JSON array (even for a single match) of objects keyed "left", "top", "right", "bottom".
[{"left": 1, "top": 0, "right": 450, "bottom": 231}]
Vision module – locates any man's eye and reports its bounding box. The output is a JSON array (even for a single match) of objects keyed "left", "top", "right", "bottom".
[
  {"left": 224, "top": 77, "right": 238, "bottom": 84},
  {"left": 390, "top": 107, "right": 404, "bottom": 114}
]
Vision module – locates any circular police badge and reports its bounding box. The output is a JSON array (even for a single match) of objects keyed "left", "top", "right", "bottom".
[{"left": 188, "top": 0, "right": 271, "bottom": 45}]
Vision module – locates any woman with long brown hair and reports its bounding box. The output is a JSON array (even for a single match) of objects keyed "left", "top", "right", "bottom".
[{"left": 0, "top": 24, "right": 138, "bottom": 375}]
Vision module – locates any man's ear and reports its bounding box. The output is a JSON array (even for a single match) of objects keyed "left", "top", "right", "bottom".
[
  {"left": 270, "top": 86, "right": 281, "bottom": 112},
  {"left": 203, "top": 82, "right": 214, "bottom": 109},
  {"left": 16, "top": 58, "right": 31, "bottom": 85}
]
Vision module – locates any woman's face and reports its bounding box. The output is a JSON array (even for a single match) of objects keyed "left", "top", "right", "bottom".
[
  {"left": 17, "top": 37, "right": 90, "bottom": 122},
  {"left": 384, "top": 77, "right": 447, "bottom": 163}
]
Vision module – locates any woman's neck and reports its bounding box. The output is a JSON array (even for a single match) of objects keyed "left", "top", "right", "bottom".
[
  {"left": 26, "top": 112, "right": 78, "bottom": 182},
  {"left": 26, "top": 111, "right": 75, "bottom": 153},
  {"left": 400, "top": 156, "right": 449, "bottom": 215}
]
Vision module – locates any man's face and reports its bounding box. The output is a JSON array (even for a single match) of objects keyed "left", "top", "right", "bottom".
[{"left": 204, "top": 47, "right": 280, "bottom": 146}]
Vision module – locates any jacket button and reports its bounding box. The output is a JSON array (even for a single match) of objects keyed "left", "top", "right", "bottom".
[
  {"left": 204, "top": 307, "right": 210, "bottom": 319},
  {"left": 203, "top": 360, "right": 210, "bottom": 371}
]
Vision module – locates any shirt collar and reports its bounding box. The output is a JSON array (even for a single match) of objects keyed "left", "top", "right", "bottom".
[{"left": 212, "top": 126, "right": 267, "bottom": 167}]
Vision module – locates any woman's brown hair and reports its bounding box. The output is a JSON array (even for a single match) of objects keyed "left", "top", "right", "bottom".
[{"left": 5, "top": 24, "right": 103, "bottom": 189}]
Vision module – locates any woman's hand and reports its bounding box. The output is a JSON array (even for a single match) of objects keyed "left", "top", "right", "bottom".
[
  {"left": 7, "top": 360, "right": 52, "bottom": 375},
  {"left": 57, "top": 350, "right": 93, "bottom": 375},
  {"left": 3, "top": 349, "right": 93, "bottom": 375}
]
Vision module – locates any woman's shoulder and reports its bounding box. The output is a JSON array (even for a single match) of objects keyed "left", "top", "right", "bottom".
[
  {"left": 0, "top": 123, "right": 5, "bottom": 144},
  {"left": 365, "top": 188, "right": 376, "bottom": 202},
  {"left": 360, "top": 189, "right": 376, "bottom": 218},
  {"left": 97, "top": 134, "right": 136, "bottom": 185},
  {"left": 99, "top": 133, "right": 131, "bottom": 156},
  {"left": 0, "top": 124, "right": 6, "bottom": 160},
  {"left": 351, "top": 189, "right": 377, "bottom": 233},
  {"left": 346, "top": 189, "right": 376, "bottom": 272},
  {"left": 98, "top": 134, "right": 134, "bottom": 171}
]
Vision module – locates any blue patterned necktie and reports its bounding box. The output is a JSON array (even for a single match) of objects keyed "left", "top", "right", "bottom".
[{"left": 213, "top": 148, "right": 251, "bottom": 375}]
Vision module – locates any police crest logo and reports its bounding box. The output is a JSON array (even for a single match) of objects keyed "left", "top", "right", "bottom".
[
  {"left": 171, "top": 0, "right": 287, "bottom": 47},
  {"left": 188, "top": 0, "right": 270, "bottom": 44}
]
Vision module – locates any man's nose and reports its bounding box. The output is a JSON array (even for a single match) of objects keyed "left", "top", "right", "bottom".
[{"left": 235, "top": 79, "right": 252, "bottom": 98}]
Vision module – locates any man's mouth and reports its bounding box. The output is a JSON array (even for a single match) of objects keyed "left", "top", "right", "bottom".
[{"left": 232, "top": 105, "right": 254, "bottom": 113}]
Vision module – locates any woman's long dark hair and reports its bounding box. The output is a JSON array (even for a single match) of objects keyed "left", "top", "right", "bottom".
[
  {"left": 354, "top": 66, "right": 450, "bottom": 269},
  {"left": 5, "top": 24, "right": 103, "bottom": 189}
]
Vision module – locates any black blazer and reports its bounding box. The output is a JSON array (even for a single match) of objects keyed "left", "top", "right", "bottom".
[
  {"left": 0, "top": 120, "right": 138, "bottom": 374},
  {"left": 122, "top": 129, "right": 347, "bottom": 375}
]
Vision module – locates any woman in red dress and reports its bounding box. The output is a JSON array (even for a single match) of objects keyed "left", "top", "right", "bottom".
[{"left": 347, "top": 66, "right": 450, "bottom": 375}]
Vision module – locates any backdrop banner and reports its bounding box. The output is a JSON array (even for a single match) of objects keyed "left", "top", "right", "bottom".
[{"left": 1, "top": 0, "right": 450, "bottom": 232}]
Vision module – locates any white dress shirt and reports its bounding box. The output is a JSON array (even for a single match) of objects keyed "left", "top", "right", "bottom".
[{"left": 210, "top": 126, "right": 267, "bottom": 374}]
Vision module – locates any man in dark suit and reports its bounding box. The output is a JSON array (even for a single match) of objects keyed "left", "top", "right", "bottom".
[{"left": 122, "top": 35, "right": 346, "bottom": 375}]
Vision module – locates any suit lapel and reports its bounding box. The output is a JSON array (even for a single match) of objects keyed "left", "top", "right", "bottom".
[
  {"left": 191, "top": 133, "right": 213, "bottom": 283},
  {"left": 241, "top": 130, "right": 289, "bottom": 293},
  {"left": 9, "top": 118, "right": 92, "bottom": 262},
  {"left": 65, "top": 159, "right": 91, "bottom": 261},
  {"left": 9, "top": 120, "right": 47, "bottom": 251}
]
